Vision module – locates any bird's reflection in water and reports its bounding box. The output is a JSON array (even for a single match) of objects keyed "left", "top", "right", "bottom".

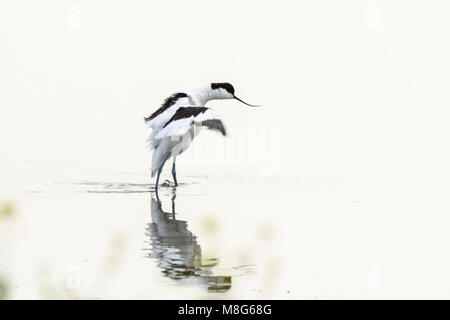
[{"left": 145, "top": 189, "right": 231, "bottom": 292}]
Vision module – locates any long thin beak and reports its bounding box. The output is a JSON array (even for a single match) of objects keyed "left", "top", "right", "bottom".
[{"left": 233, "top": 95, "right": 261, "bottom": 107}]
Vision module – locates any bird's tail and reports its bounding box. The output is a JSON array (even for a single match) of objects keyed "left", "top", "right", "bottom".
[{"left": 151, "top": 138, "right": 171, "bottom": 177}]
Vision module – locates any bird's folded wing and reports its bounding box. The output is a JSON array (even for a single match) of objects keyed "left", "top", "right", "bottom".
[
  {"left": 154, "top": 107, "right": 226, "bottom": 140},
  {"left": 145, "top": 93, "right": 191, "bottom": 129}
]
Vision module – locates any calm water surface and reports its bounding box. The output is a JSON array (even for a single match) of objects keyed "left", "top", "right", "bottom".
[
  {"left": 3, "top": 157, "right": 447, "bottom": 299},
  {"left": 0, "top": 158, "right": 289, "bottom": 299}
]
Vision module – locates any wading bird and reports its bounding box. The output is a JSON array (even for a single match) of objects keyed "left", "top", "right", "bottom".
[{"left": 145, "top": 83, "right": 258, "bottom": 191}]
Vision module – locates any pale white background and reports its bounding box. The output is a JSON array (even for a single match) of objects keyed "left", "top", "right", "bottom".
[{"left": 1, "top": 1, "right": 450, "bottom": 299}]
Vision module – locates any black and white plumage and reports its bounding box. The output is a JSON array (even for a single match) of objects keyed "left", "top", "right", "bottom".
[{"left": 145, "top": 82, "right": 258, "bottom": 191}]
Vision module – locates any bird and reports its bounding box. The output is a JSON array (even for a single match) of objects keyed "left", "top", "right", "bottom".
[{"left": 145, "top": 82, "right": 258, "bottom": 191}]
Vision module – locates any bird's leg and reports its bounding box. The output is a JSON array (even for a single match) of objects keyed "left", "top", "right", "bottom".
[
  {"left": 155, "top": 167, "right": 162, "bottom": 193},
  {"left": 155, "top": 154, "right": 170, "bottom": 192},
  {"left": 171, "top": 157, "right": 178, "bottom": 186}
]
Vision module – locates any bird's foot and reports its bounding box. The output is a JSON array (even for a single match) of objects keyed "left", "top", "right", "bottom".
[{"left": 160, "top": 180, "right": 177, "bottom": 187}]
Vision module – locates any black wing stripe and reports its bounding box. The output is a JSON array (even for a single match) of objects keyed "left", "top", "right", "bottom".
[
  {"left": 144, "top": 92, "right": 188, "bottom": 122},
  {"left": 201, "top": 119, "right": 227, "bottom": 136},
  {"left": 162, "top": 107, "right": 209, "bottom": 128}
]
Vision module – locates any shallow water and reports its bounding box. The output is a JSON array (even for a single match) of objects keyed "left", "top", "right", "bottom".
[
  {"left": 0, "top": 158, "right": 290, "bottom": 299},
  {"left": 3, "top": 156, "right": 450, "bottom": 299}
]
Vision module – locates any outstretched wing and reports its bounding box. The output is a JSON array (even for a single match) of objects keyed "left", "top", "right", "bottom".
[
  {"left": 154, "top": 107, "right": 226, "bottom": 140},
  {"left": 201, "top": 119, "right": 227, "bottom": 136}
]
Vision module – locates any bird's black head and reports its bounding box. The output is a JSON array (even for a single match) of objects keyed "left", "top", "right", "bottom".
[
  {"left": 210, "top": 82, "right": 259, "bottom": 107},
  {"left": 211, "top": 82, "right": 235, "bottom": 95}
]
